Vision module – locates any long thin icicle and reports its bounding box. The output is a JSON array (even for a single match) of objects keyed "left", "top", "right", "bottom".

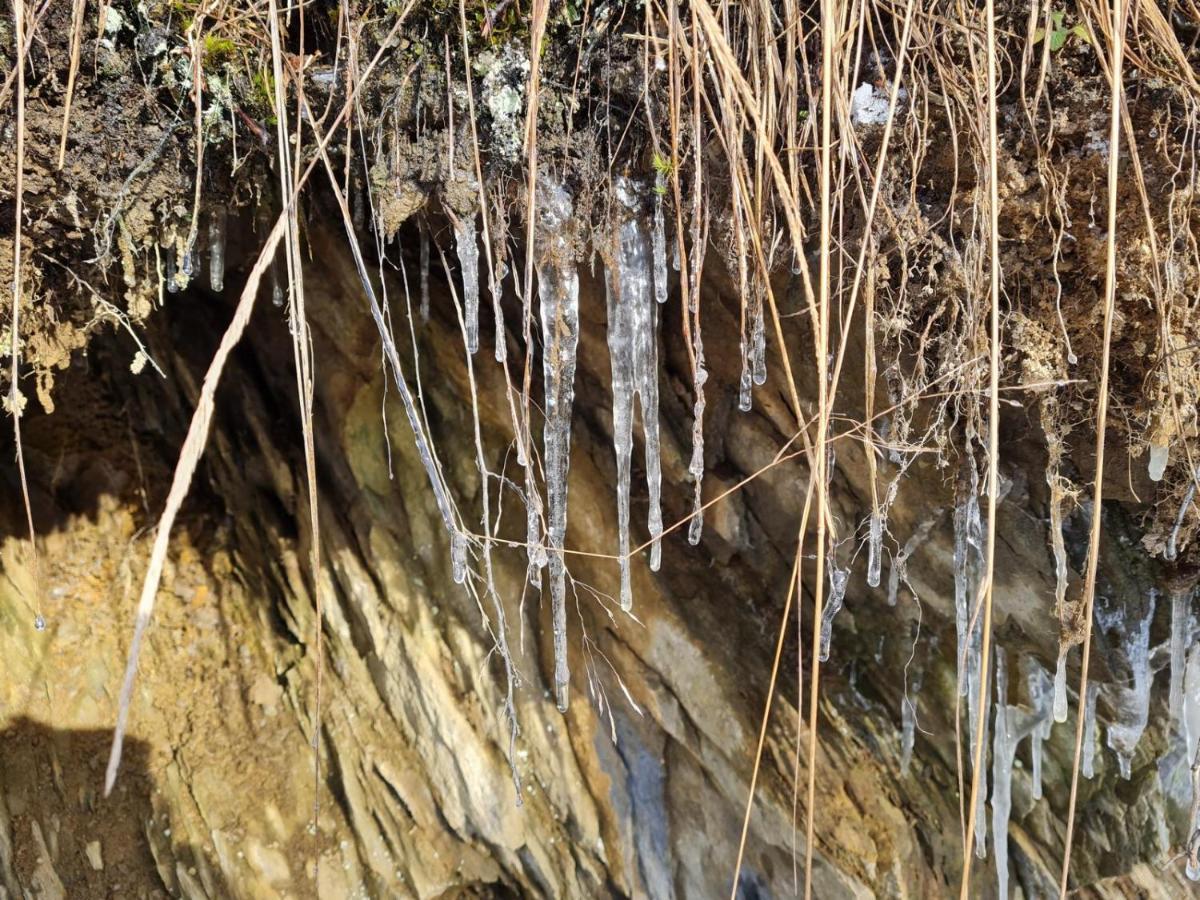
[
  {"left": 992, "top": 649, "right": 1041, "bottom": 900},
  {"left": 1172, "top": 587, "right": 1194, "bottom": 723},
  {"left": 1024, "top": 656, "right": 1054, "bottom": 800},
  {"left": 454, "top": 214, "right": 481, "bottom": 355},
  {"left": 208, "top": 206, "right": 226, "bottom": 292},
  {"left": 1082, "top": 681, "right": 1100, "bottom": 779},
  {"left": 535, "top": 179, "right": 580, "bottom": 712},
  {"left": 1053, "top": 648, "right": 1070, "bottom": 723},
  {"left": 607, "top": 177, "right": 665, "bottom": 611},
  {"left": 1167, "top": 473, "right": 1198, "bottom": 561},
  {"left": 818, "top": 557, "right": 849, "bottom": 662},
  {"left": 954, "top": 449, "right": 988, "bottom": 855}
]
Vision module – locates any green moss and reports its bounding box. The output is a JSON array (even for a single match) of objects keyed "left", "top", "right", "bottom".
[{"left": 202, "top": 34, "right": 237, "bottom": 64}]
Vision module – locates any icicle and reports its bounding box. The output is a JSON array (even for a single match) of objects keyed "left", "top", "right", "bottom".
[
  {"left": 1101, "top": 592, "right": 1156, "bottom": 780},
  {"left": 818, "top": 559, "right": 850, "bottom": 662},
  {"left": 867, "top": 512, "right": 883, "bottom": 589},
  {"left": 606, "top": 178, "right": 665, "bottom": 610},
  {"left": 535, "top": 180, "right": 580, "bottom": 712},
  {"left": 492, "top": 258, "right": 508, "bottom": 364},
  {"left": 886, "top": 516, "right": 935, "bottom": 608},
  {"left": 1182, "top": 641, "right": 1200, "bottom": 879},
  {"left": 419, "top": 225, "right": 431, "bottom": 321},
  {"left": 454, "top": 215, "right": 481, "bottom": 355},
  {"left": 1184, "top": 644, "right": 1200, "bottom": 769},
  {"left": 950, "top": 451, "right": 988, "bottom": 859},
  {"left": 270, "top": 250, "right": 284, "bottom": 307},
  {"left": 1053, "top": 648, "right": 1069, "bottom": 723},
  {"left": 952, "top": 451, "right": 988, "bottom": 854},
  {"left": 652, "top": 176, "right": 668, "bottom": 306},
  {"left": 164, "top": 245, "right": 179, "bottom": 294},
  {"left": 1173, "top": 588, "right": 1193, "bottom": 723},
  {"left": 1024, "top": 657, "right": 1054, "bottom": 800},
  {"left": 954, "top": 451, "right": 984, "bottom": 699},
  {"left": 450, "top": 531, "right": 468, "bottom": 584},
  {"left": 525, "top": 468, "right": 547, "bottom": 586},
  {"left": 1167, "top": 475, "right": 1198, "bottom": 561},
  {"left": 1149, "top": 444, "right": 1170, "bottom": 482},
  {"left": 750, "top": 291, "right": 767, "bottom": 387},
  {"left": 901, "top": 668, "right": 922, "bottom": 775},
  {"left": 738, "top": 347, "right": 753, "bottom": 412},
  {"left": 992, "top": 649, "right": 1011, "bottom": 897},
  {"left": 1082, "top": 681, "right": 1100, "bottom": 779},
  {"left": 180, "top": 240, "right": 195, "bottom": 286},
  {"left": 900, "top": 695, "right": 916, "bottom": 775},
  {"left": 208, "top": 207, "right": 226, "bottom": 293},
  {"left": 991, "top": 649, "right": 1041, "bottom": 900}
]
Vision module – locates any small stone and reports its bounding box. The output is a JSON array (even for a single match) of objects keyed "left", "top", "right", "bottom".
[{"left": 85, "top": 841, "right": 103, "bottom": 870}]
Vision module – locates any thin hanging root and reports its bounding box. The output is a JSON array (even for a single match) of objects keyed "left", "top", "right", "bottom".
[
  {"left": 1059, "top": 0, "right": 1125, "bottom": 892},
  {"left": 104, "top": 5, "right": 418, "bottom": 795},
  {"left": 9, "top": 0, "right": 43, "bottom": 631}
]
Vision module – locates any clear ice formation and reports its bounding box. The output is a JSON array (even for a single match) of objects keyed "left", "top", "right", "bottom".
[
  {"left": 606, "top": 177, "right": 665, "bottom": 611},
  {"left": 738, "top": 285, "right": 767, "bottom": 413},
  {"left": 818, "top": 558, "right": 850, "bottom": 663},
  {"left": 652, "top": 174, "right": 669, "bottom": 307},
  {"left": 454, "top": 215, "right": 481, "bottom": 355},
  {"left": 886, "top": 515, "right": 936, "bottom": 607},
  {"left": 1083, "top": 680, "right": 1100, "bottom": 779},
  {"left": 535, "top": 179, "right": 580, "bottom": 712},
  {"left": 991, "top": 649, "right": 1042, "bottom": 900},
  {"left": 1099, "top": 592, "right": 1156, "bottom": 780},
  {"left": 208, "top": 207, "right": 226, "bottom": 292},
  {"left": 450, "top": 531, "right": 468, "bottom": 585},
  {"left": 1053, "top": 648, "right": 1069, "bottom": 723},
  {"left": 1023, "top": 657, "right": 1055, "bottom": 800},
  {"left": 953, "top": 451, "right": 988, "bottom": 854},
  {"left": 1172, "top": 588, "right": 1194, "bottom": 723},
  {"left": 1149, "top": 443, "right": 1170, "bottom": 482},
  {"left": 867, "top": 511, "right": 883, "bottom": 589},
  {"left": 901, "top": 670, "right": 921, "bottom": 776},
  {"left": 1167, "top": 474, "right": 1198, "bottom": 562}
]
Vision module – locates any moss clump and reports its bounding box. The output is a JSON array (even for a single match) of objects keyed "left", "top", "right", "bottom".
[{"left": 202, "top": 34, "right": 237, "bottom": 64}]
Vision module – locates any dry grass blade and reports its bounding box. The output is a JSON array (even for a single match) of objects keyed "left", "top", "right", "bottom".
[
  {"left": 803, "top": 0, "right": 837, "bottom": 892},
  {"left": 104, "top": 212, "right": 288, "bottom": 796}
]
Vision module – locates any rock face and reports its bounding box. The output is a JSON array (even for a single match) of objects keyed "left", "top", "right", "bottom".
[{"left": 0, "top": 207, "right": 1196, "bottom": 899}]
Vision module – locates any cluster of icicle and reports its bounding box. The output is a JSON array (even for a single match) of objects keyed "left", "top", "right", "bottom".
[
  {"left": 161, "top": 207, "right": 228, "bottom": 295},
  {"left": 431, "top": 175, "right": 732, "bottom": 713},
  {"left": 943, "top": 464, "right": 1200, "bottom": 891}
]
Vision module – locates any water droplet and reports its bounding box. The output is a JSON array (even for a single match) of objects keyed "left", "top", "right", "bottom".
[{"left": 34, "top": 614, "right": 46, "bottom": 631}]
